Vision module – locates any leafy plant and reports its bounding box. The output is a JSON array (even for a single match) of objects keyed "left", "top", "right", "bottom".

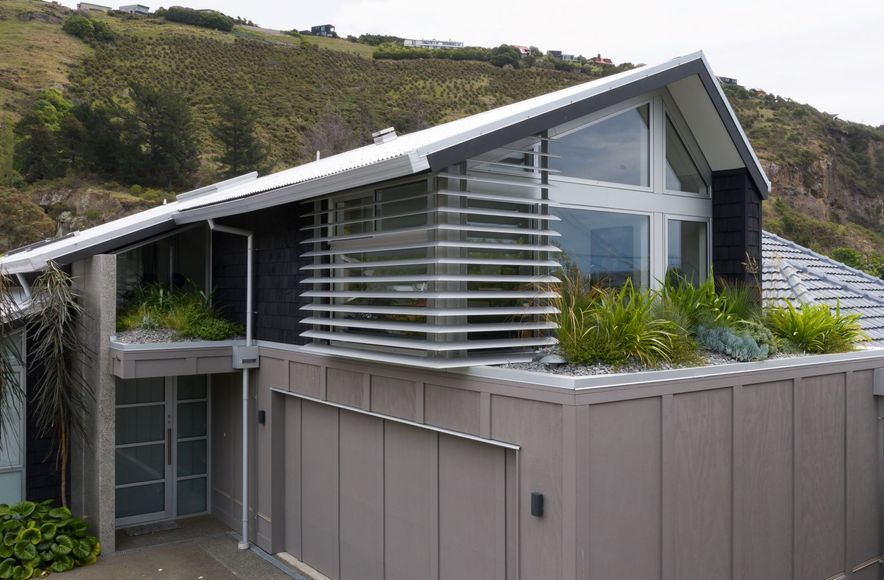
[
  {"left": 117, "top": 283, "right": 242, "bottom": 340},
  {"left": 0, "top": 500, "right": 100, "bottom": 578},
  {"left": 765, "top": 300, "right": 868, "bottom": 353}
]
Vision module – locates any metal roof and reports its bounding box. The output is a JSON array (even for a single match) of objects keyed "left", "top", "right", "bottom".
[
  {"left": 762, "top": 230, "right": 884, "bottom": 345},
  {"left": 0, "top": 50, "right": 769, "bottom": 274}
]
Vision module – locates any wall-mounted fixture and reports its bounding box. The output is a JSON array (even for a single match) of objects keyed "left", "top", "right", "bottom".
[{"left": 531, "top": 492, "right": 544, "bottom": 517}]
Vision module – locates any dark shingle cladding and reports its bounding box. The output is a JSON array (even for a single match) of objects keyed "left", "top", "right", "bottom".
[
  {"left": 712, "top": 168, "right": 763, "bottom": 286},
  {"left": 762, "top": 230, "right": 884, "bottom": 345}
]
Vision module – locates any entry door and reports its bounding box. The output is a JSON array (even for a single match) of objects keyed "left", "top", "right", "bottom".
[{"left": 115, "top": 376, "right": 210, "bottom": 527}]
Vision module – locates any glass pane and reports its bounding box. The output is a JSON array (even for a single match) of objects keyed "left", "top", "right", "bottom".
[
  {"left": 116, "top": 405, "right": 165, "bottom": 445},
  {"left": 177, "top": 477, "right": 207, "bottom": 516},
  {"left": 177, "top": 439, "right": 207, "bottom": 478},
  {"left": 551, "top": 208, "right": 650, "bottom": 288},
  {"left": 0, "top": 472, "right": 21, "bottom": 505},
  {"left": 665, "top": 117, "right": 704, "bottom": 193},
  {"left": 177, "top": 376, "right": 207, "bottom": 401},
  {"left": 0, "top": 385, "right": 22, "bottom": 469},
  {"left": 177, "top": 402, "right": 206, "bottom": 439},
  {"left": 116, "top": 444, "right": 165, "bottom": 485},
  {"left": 116, "top": 377, "right": 164, "bottom": 406},
  {"left": 116, "top": 482, "right": 164, "bottom": 519},
  {"left": 667, "top": 220, "right": 708, "bottom": 285},
  {"left": 549, "top": 105, "right": 650, "bottom": 186}
]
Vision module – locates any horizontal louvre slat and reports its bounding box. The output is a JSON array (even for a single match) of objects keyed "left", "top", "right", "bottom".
[
  {"left": 301, "top": 290, "right": 558, "bottom": 299},
  {"left": 301, "top": 258, "right": 562, "bottom": 270},
  {"left": 302, "top": 223, "right": 560, "bottom": 244},
  {"left": 468, "top": 160, "right": 560, "bottom": 173},
  {"left": 300, "top": 318, "right": 557, "bottom": 334},
  {"left": 302, "top": 240, "right": 561, "bottom": 258},
  {"left": 300, "top": 304, "right": 560, "bottom": 316},
  {"left": 438, "top": 172, "right": 551, "bottom": 189},
  {"left": 301, "top": 330, "right": 557, "bottom": 352},
  {"left": 302, "top": 191, "right": 431, "bottom": 213},
  {"left": 301, "top": 275, "right": 559, "bottom": 284},
  {"left": 437, "top": 190, "right": 558, "bottom": 207},
  {"left": 494, "top": 147, "right": 560, "bottom": 158},
  {"left": 300, "top": 205, "right": 560, "bottom": 231}
]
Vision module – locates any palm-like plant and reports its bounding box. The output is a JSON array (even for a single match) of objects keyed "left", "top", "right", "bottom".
[
  {"left": 0, "top": 262, "right": 93, "bottom": 507},
  {"left": 28, "top": 262, "right": 93, "bottom": 507}
]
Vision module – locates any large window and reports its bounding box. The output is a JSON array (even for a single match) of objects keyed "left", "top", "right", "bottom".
[
  {"left": 667, "top": 219, "right": 708, "bottom": 284},
  {"left": 0, "top": 335, "right": 24, "bottom": 505},
  {"left": 551, "top": 207, "right": 650, "bottom": 288},
  {"left": 665, "top": 116, "right": 705, "bottom": 194},
  {"left": 549, "top": 104, "right": 650, "bottom": 187}
]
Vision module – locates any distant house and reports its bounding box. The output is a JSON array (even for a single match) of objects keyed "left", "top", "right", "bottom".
[
  {"left": 403, "top": 38, "right": 465, "bottom": 49},
  {"left": 514, "top": 45, "right": 530, "bottom": 58},
  {"left": 589, "top": 53, "right": 615, "bottom": 66},
  {"left": 547, "top": 50, "right": 563, "bottom": 59},
  {"left": 118, "top": 4, "right": 149, "bottom": 15},
  {"left": 718, "top": 76, "right": 739, "bottom": 86},
  {"left": 311, "top": 24, "right": 336, "bottom": 37},
  {"left": 561, "top": 54, "right": 575, "bottom": 62},
  {"left": 77, "top": 2, "right": 111, "bottom": 12}
]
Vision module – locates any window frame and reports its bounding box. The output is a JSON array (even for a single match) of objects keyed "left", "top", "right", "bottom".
[
  {"left": 663, "top": 214, "right": 713, "bottom": 284},
  {"left": 0, "top": 332, "right": 26, "bottom": 505},
  {"left": 661, "top": 90, "right": 712, "bottom": 198}
]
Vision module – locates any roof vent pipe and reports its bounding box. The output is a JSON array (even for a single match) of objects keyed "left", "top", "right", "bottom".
[{"left": 372, "top": 126, "right": 397, "bottom": 144}]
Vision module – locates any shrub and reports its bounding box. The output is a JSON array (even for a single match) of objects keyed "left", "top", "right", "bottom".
[
  {"left": 696, "top": 324, "right": 768, "bottom": 362},
  {"left": 62, "top": 15, "right": 116, "bottom": 43},
  {"left": 765, "top": 301, "right": 867, "bottom": 353},
  {"left": 162, "top": 6, "right": 235, "bottom": 32},
  {"left": 0, "top": 500, "right": 100, "bottom": 577},
  {"left": 551, "top": 275, "right": 681, "bottom": 367},
  {"left": 117, "top": 283, "right": 242, "bottom": 340}
]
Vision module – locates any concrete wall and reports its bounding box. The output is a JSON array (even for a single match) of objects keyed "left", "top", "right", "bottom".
[
  {"left": 211, "top": 345, "right": 884, "bottom": 579},
  {"left": 71, "top": 255, "right": 117, "bottom": 553}
]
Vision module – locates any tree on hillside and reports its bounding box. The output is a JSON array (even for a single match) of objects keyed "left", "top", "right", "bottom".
[
  {"left": 0, "top": 188, "right": 55, "bottom": 251},
  {"left": 13, "top": 90, "right": 74, "bottom": 182},
  {"left": 211, "top": 95, "right": 268, "bottom": 178},
  {"left": 123, "top": 84, "right": 199, "bottom": 188}
]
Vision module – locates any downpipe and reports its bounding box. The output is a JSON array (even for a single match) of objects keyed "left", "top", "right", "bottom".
[{"left": 208, "top": 220, "right": 253, "bottom": 551}]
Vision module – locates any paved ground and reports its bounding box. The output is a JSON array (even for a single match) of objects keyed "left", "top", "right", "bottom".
[{"left": 63, "top": 517, "right": 298, "bottom": 579}]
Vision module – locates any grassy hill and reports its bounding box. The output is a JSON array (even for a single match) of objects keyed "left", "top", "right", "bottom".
[{"left": 0, "top": 0, "right": 881, "bottom": 274}]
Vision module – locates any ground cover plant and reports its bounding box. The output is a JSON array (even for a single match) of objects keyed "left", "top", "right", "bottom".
[
  {"left": 765, "top": 301, "right": 867, "bottom": 353},
  {"left": 0, "top": 500, "right": 100, "bottom": 578},
  {"left": 117, "top": 283, "right": 242, "bottom": 340}
]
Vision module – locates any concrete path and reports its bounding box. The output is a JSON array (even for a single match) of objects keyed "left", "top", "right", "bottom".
[{"left": 62, "top": 517, "right": 298, "bottom": 579}]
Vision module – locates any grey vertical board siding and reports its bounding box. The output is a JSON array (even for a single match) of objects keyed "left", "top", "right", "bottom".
[
  {"left": 327, "top": 368, "right": 366, "bottom": 409},
  {"left": 338, "top": 411, "right": 384, "bottom": 580},
  {"left": 424, "top": 383, "right": 481, "bottom": 435},
  {"left": 289, "top": 362, "right": 321, "bottom": 397},
  {"left": 741, "top": 380, "right": 793, "bottom": 580},
  {"left": 371, "top": 375, "right": 417, "bottom": 420},
  {"left": 438, "top": 434, "right": 506, "bottom": 580},
  {"left": 211, "top": 373, "right": 242, "bottom": 532},
  {"left": 491, "top": 396, "right": 563, "bottom": 580},
  {"left": 283, "top": 396, "right": 302, "bottom": 558},
  {"left": 384, "top": 421, "right": 437, "bottom": 580},
  {"left": 795, "top": 374, "right": 846, "bottom": 580},
  {"left": 300, "top": 401, "right": 340, "bottom": 578},
  {"left": 672, "top": 388, "right": 733, "bottom": 580},
  {"left": 586, "top": 398, "right": 661, "bottom": 580},
  {"left": 846, "top": 370, "right": 879, "bottom": 572},
  {"left": 256, "top": 370, "right": 273, "bottom": 550}
]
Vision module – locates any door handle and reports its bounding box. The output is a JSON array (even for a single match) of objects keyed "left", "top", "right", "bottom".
[{"left": 167, "top": 428, "right": 172, "bottom": 465}]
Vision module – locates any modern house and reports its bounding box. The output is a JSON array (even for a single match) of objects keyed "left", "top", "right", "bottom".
[
  {"left": 118, "top": 4, "right": 150, "bottom": 15},
  {"left": 310, "top": 24, "right": 335, "bottom": 37},
  {"left": 76, "top": 2, "right": 111, "bottom": 12},
  {"left": 403, "top": 38, "right": 465, "bottom": 49},
  {"left": 1, "top": 51, "right": 882, "bottom": 580}
]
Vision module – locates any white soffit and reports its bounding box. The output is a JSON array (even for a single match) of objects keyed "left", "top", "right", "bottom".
[{"left": 668, "top": 75, "right": 743, "bottom": 171}]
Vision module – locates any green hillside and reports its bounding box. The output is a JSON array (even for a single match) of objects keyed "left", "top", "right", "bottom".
[{"left": 0, "top": 0, "right": 881, "bottom": 275}]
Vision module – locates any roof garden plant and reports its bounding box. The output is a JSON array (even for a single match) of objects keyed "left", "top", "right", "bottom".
[
  {"left": 117, "top": 282, "right": 243, "bottom": 340},
  {"left": 765, "top": 300, "right": 867, "bottom": 353}
]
